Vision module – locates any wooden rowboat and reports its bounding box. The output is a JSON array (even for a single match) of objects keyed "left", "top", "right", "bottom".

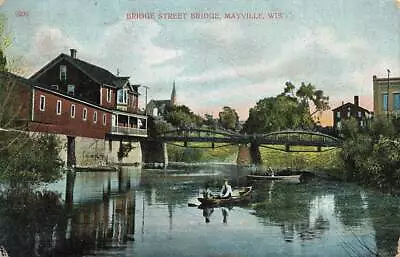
[
  {"left": 247, "top": 174, "right": 301, "bottom": 181},
  {"left": 197, "top": 186, "right": 253, "bottom": 207}
]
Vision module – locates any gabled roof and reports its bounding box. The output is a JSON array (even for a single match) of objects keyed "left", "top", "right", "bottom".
[
  {"left": 30, "top": 53, "right": 134, "bottom": 89},
  {"left": 147, "top": 99, "right": 171, "bottom": 108},
  {"left": 1, "top": 71, "right": 111, "bottom": 112},
  {"left": 332, "top": 102, "right": 370, "bottom": 113}
]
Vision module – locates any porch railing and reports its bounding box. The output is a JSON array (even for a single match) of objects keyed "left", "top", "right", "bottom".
[{"left": 111, "top": 126, "right": 147, "bottom": 137}]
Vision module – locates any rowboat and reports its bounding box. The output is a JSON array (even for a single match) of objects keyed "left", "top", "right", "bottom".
[
  {"left": 247, "top": 174, "right": 301, "bottom": 182},
  {"left": 197, "top": 186, "right": 253, "bottom": 207}
]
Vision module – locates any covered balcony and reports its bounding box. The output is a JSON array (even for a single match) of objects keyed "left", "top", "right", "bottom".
[{"left": 111, "top": 111, "right": 148, "bottom": 137}]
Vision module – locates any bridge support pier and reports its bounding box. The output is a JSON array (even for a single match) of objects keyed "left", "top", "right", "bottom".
[
  {"left": 66, "top": 136, "right": 76, "bottom": 168},
  {"left": 237, "top": 144, "right": 252, "bottom": 165},
  {"left": 140, "top": 141, "right": 168, "bottom": 168},
  {"left": 249, "top": 143, "right": 262, "bottom": 165}
]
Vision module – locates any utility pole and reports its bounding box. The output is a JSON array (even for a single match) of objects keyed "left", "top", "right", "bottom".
[
  {"left": 387, "top": 69, "right": 390, "bottom": 120},
  {"left": 142, "top": 85, "right": 149, "bottom": 114}
]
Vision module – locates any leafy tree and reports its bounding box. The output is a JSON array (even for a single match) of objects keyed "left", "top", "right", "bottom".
[
  {"left": 0, "top": 19, "right": 63, "bottom": 188},
  {"left": 218, "top": 106, "right": 239, "bottom": 130},
  {"left": 0, "top": 49, "right": 6, "bottom": 72},
  {"left": 204, "top": 113, "right": 217, "bottom": 129},
  {"left": 164, "top": 104, "right": 204, "bottom": 129},
  {"left": 244, "top": 82, "right": 329, "bottom": 134},
  {"left": 340, "top": 117, "right": 400, "bottom": 192},
  {"left": 284, "top": 82, "right": 330, "bottom": 115}
]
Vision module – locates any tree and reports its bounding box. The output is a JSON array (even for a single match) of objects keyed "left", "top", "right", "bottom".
[
  {"left": 339, "top": 117, "right": 400, "bottom": 192},
  {"left": 289, "top": 82, "right": 330, "bottom": 115},
  {"left": 204, "top": 113, "right": 217, "bottom": 129},
  {"left": 0, "top": 18, "right": 63, "bottom": 189},
  {"left": 164, "top": 104, "right": 204, "bottom": 129},
  {"left": 218, "top": 106, "right": 239, "bottom": 130},
  {"left": 244, "top": 82, "right": 329, "bottom": 134}
]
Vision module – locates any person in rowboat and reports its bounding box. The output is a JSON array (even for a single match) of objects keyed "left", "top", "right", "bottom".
[
  {"left": 219, "top": 180, "right": 233, "bottom": 199},
  {"left": 202, "top": 184, "right": 214, "bottom": 199}
]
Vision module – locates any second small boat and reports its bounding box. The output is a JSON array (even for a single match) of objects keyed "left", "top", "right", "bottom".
[{"left": 247, "top": 174, "right": 301, "bottom": 182}]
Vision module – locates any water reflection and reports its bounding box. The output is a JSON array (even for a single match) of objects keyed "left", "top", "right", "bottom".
[
  {"left": 203, "top": 208, "right": 214, "bottom": 223},
  {"left": 0, "top": 166, "right": 399, "bottom": 257},
  {"left": 252, "top": 181, "right": 331, "bottom": 243},
  {"left": 201, "top": 207, "right": 231, "bottom": 224},
  {"left": 0, "top": 190, "right": 63, "bottom": 257}
]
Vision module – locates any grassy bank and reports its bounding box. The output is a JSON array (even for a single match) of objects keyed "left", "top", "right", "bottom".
[
  {"left": 257, "top": 145, "right": 343, "bottom": 179},
  {"left": 259, "top": 145, "right": 340, "bottom": 170},
  {"left": 167, "top": 143, "right": 238, "bottom": 163},
  {"left": 166, "top": 142, "right": 342, "bottom": 175}
]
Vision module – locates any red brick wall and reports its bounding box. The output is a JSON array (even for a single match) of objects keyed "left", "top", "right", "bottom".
[
  {"left": 30, "top": 89, "right": 111, "bottom": 139},
  {"left": 12, "top": 83, "right": 31, "bottom": 122},
  {"left": 100, "top": 86, "right": 116, "bottom": 109},
  {"left": 126, "top": 93, "right": 139, "bottom": 113}
]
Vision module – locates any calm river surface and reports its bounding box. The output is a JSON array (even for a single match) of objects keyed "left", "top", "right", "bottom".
[{"left": 2, "top": 165, "right": 400, "bottom": 257}]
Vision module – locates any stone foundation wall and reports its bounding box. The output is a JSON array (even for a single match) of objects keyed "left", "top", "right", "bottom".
[
  {"left": 49, "top": 134, "right": 142, "bottom": 167},
  {"left": 105, "top": 140, "right": 142, "bottom": 165}
]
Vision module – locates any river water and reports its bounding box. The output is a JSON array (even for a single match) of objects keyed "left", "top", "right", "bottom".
[{"left": 1, "top": 164, "right": 400, "bottom": 257}]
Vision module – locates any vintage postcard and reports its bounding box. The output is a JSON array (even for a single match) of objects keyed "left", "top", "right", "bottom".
[{"left": 0, "top": 0, "right": 399, "bottom": 256}]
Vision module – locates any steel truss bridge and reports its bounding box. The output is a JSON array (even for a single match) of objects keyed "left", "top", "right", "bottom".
[{"left": 155, "top": 128, "right": 342, "bottom": 152}]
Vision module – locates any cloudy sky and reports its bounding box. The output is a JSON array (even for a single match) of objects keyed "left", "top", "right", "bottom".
[{"left": 2, "top": 0, "right": 399, "bottom": 124}]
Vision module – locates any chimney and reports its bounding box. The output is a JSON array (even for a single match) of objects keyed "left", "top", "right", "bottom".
[
  {"left": 354, "top": 96, "right": 359, "bottom": 106},
  {"left": 70, "top": 49, "right": 77, "bottom": 59}
]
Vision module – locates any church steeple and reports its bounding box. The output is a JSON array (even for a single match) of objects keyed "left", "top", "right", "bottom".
[{"left": 170, "top": 80, "right": 176, "bottom": 106}]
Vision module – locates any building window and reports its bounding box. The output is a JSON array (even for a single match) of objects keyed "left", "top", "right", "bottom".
[
  {"left": 93, "top": 111, "right": 97, "bottom": 123},
  {"left": 117, "top": 89, "right": 128, "bottom": 104},
  {"left": 103, "top": 114, "right": 107, "bottom": 125},
  {"left": 358, "top": 111, "right": 362, "bottom": 118},
  {"left": 39, "top": 95, "right": 45, "bottom": 111},
  {"left": 383, "top": 94, "right": 388, "bottom": 111},
  {"left": 51, "top": 84, "right": 59, "bottom": 90},
  {"left": 56, "top": 100, "right": 62, "bottom": 115},
  {"left": 107, "top": 89, "right": 112, "bottom": 103},
  {"left": 67, "top": 84, "right": 75, "bottom": 96},
  {"left": 60, "top": 65, "right": 67, "bottom": 81},
  {"left": 336, "top": 111, "right": 340, "bottom": 119},
  {"left": 394, "top": 93, "right": 400, "bottom": 110},
  {"left": 71, "top": 104, "right": 76, "bottom": 118},
  {"left": 83, "top": 108, "right": 87, "bottom": 121},
  {"left": 347, "top": 111, "right": 351, "bottom": 118}
]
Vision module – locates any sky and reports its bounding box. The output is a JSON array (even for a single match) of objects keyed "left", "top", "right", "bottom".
[{"left": 1, "top": 0, "right": 399, "bottom": 125}]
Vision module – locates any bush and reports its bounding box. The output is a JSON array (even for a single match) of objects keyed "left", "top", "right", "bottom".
[{"left": 0, "top": 132, "right": 63, "bottom": 188}]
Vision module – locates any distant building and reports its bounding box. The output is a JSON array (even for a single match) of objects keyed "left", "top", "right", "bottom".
[
  {"left": 373, "top": 75, "right": 400, "bottom": 118},
  {"left": 170, "top": 81, "right": 176, "bottom": 106},
  {"left": 332, "top": 96, "right": 371, "bottom": 130},
  {"left": 146, "top": 81, "right": 176, "bottom": 117}
]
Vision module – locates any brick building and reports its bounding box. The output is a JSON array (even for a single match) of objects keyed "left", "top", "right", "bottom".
[
  {"left": 332, "top": 96, "right": 372, "bottom": 130},
  {"left": 0, "top": 72, "right": 112, "bottom": 139},
  {"left": 373, "top": 75, "right": 400, "bottom": 118},
  {"left": 29, "top": 49, "right": 147, "bottom": 137}
]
